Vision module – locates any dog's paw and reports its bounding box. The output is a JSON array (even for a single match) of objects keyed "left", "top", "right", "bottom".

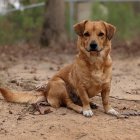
[
  {"left": 83, "top": 109, "right": 93, "bottom": 117},
  {"left": 107, "top": 108, "right": 119, "bottom": 116},
  {"left": 90, "top": 102, "right": 98, "bottom": 109}
]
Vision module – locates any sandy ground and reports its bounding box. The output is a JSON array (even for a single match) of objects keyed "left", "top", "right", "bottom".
[{"left": 0, "top": 44, "right": 140, "bottom": 140}]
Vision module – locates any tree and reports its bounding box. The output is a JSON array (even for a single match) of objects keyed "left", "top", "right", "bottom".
[{"left": 40, "top": 0, "right": 67, "bottom": 47}]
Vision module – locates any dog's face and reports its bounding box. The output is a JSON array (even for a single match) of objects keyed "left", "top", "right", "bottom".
[{"left": 74, "top": 20, "right": 116, "bottom": 52}]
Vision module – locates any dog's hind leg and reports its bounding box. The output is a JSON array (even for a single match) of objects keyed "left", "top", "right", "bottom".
[
  {"left": 46, "top": 78, "right": 83, "bottom": 114},
  {"left": 65, "top": 98, "right": 82, "bottom": 113},
  {"left": 46, "top": 78, "right": 68, "bottom": 108},
  {"left": 90, "top": 102, "right": 98, "bottom": 109},
  {"left": 47, "top": 89, "right": 61, "bottom": 108}
]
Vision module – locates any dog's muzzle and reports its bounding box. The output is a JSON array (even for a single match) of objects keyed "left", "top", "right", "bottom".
[
  {"left": 86, "top": 41, "right": 102, "bottom": 52},
  {"left": 90, "top": 41, "right": 97, "bottom": 51}
]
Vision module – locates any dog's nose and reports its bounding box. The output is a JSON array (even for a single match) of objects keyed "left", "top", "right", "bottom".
[{"left": 90, "top": 41, "right": 97, "bottom": 50}]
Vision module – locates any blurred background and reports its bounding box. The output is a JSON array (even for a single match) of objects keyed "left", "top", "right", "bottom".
[{"left": 0, "top": 0, "right": 140, "bottom": 46}]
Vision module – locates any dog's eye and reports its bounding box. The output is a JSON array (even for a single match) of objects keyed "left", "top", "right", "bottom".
[
  {"left": 98, "top": 32, "right": 104, "bottom": 37},
  {"left": 83, "top": 32, "right": 90, "bottom": 37}
]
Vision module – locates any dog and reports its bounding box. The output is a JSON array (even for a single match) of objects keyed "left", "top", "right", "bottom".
[{"left": 0, "top": 20, "right": 119, "bottom": 117}]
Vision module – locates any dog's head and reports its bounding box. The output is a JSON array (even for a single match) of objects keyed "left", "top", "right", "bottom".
[{"left": 73, "top": 20, "right": 116, "bottom": 53}]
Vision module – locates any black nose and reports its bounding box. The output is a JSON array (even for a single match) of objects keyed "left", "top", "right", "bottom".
[{"left": 90, "top": 41, "right": 97, "bottom": 50}]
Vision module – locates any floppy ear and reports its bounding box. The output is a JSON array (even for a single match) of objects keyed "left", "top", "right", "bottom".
[
  {"left": 103, "top": 22, "right": 116, "bottom": 40},
  {"left": 73, "top": 20, "right": 88, "bottom": 36}
]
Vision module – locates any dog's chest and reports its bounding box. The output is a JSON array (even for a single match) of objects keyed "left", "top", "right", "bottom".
[
  {"left": 90, "top": 57, "right": 104, "bottom": 81},
  {"left": 86, "top": 60, "right": 110, "bottom": 97},
  {"left": 91, "top": 70, "right": 103, "bottom": 82},
  {"left": 84, "top": 69, "right": 104, "bottom": 97}
]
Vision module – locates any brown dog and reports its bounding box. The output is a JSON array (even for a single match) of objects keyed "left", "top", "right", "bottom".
[{"left": 0, "top": 20, "right": 119, "bottom": 117}]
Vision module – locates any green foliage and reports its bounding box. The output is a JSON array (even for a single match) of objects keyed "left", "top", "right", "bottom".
[
  {"left": 91, "top": 2, "right": 140, "bottom": 40},
  {"left": 0, "top": 1, "right": 139, "bottom": 45},
  {"left": 0, "top": 0, "right": 44, "bottom": 45}
]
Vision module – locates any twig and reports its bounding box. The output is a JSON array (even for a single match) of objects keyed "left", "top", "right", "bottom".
[
  {"left": 109, "top": 96, "right": 140, "bottom": 102},
  {"left": 96, "top": 95, "right": 140, "bottom": 102}
]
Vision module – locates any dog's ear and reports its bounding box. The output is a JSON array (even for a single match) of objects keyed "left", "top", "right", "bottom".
[
  {"left": 73, "top": 20, "right": 88, "bottom": 36},
  {"left": 103, "top": 22, "right": 116, "bottom": 40}
]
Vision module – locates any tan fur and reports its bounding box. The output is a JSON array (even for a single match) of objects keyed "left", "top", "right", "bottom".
[
  {"left": 0, "top": 20, "right": 118, "bottom": 117},
  {"left": 0, "top": 88, "right": 46, "bottom": 104}
]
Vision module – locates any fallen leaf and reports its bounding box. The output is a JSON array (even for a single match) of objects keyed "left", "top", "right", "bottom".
[{"left": 30, "top": 101, "right": 52, "bottom": 115}]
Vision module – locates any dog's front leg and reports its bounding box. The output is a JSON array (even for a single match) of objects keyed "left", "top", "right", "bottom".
[
  {"left": 101, "top": 84, "right": 119, "bottom": 116},
  {"left": 78, "top": 87, "right": 93, "bottom": 117}
]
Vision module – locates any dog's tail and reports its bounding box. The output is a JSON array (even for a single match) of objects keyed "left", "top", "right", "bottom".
[{"left": 0, "top": 88, "right": 46, "bottom": 104}]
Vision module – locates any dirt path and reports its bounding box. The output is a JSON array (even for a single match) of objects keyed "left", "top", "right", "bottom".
[{"left": 0, "top": 45, "right": 140, "bottom": 140}]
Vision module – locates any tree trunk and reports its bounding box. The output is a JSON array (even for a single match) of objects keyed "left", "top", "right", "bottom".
[
  {"left": 133, "top": 2, "right": 140, "bottom": 15},
  {"left": 40, "top": 0, "right": 67, "bottom": 47}
]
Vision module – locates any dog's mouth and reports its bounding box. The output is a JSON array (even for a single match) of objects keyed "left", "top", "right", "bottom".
[{"left": 86, "top": 46, "right": 104, "bottom": 52}]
